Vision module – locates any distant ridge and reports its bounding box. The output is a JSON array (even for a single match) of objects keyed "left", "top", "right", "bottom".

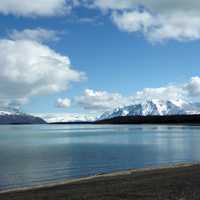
[{"left": 0, "top": 110, "right": 46, "bottom": 124}]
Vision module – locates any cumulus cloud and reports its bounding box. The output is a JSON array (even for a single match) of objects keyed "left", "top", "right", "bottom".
[
  {"left": 112, "top": 10, "right": 200, "bottom": 42},
  {"left": 135, "top": 77, "right": 200, "bottom": 101},
  {"left": 0, "top": 37, "right": 85, "bottom": 108},
  {"left": 0, "top": 98, "right": 28, "bottom": 111},
  {"left": 86, "top": 0, "right": 134, "bottom": 11},
  {"left": 79, "top": 0, "right": 200, "bottom": 42},
  {"left": 8, "top": 28, "right": 60, "bottom": 43},
  {"left": 112, "top": 10, "right": 153, "bottom": 33},
  {"left": 56, "top": 98, "right": 71, "bottom": 108},
  {"left": 76, "top": 77, "right": 200, "bottom": 112},
  {"left": 0, "top": 0, "right": 70, "bottom": 17},
  {"left": 75, "top": 89, "right": 131, "bottom": 111},
  {"left": 2, "top": 1, "right": 200, "bottom": 42},
  {"left": 86, "top": 0, "right": 200, "bottom": 13},
  {"left": 184, "top": 77, "right": 200, "bottom": 97},
  {"left": 134, "top": 86, "right": 186, "bottom": 102}
]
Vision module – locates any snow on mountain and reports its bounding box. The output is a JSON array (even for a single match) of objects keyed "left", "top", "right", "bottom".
[
  {"left": 98, "top": 99, "right": 200, "bottom": 120},
  {"left": 0, "top": 108, "right": 46, "bottom": 124},
  {"left": 35, "top": 113, "right": 96, "bottom": 123}
]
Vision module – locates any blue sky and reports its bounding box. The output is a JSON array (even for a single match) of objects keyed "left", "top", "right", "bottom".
[{"left": 1, "top": 0, "right": 200, "bottom": 121}]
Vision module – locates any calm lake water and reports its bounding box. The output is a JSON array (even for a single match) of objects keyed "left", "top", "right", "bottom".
[{"left": 0, "top": 124, "right": 200, "bottom": 190}]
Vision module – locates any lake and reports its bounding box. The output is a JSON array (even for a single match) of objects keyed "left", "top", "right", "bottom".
[{"left": 0, "top": 124, "right": 200, "bottom": 190}]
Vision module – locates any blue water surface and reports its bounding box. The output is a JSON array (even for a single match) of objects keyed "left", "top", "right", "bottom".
[{"left": 0, "top": 124, "right": 200, "bottom": 190}]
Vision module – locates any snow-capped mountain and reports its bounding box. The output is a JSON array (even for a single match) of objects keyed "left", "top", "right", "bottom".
[
  {"left": 35, "top": 113, "right": 96, "bottom": 123},
  {"left": 98, "top": 99, "right": 200, "bottom": 120},
  {"left": 0, "top": 108, "right": 46, "bottom": 124}
]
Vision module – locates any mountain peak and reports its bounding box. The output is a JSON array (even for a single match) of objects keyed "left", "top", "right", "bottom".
[{"left": 98, "top": 99, "right": 195, "bottom": 120}]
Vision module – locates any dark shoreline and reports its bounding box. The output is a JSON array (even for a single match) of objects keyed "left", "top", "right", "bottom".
[
  {"left": 96, "top": 114, "right": 200, "bottom": 124},
  {"left": 48, "top": 114, "right": 200, "bottom": 125},
  {"left": 1, "top": 114, "right": 200, "bottom": 125},
  {"left": 1, "top": 163, "right": 200, "bottom": 200}
]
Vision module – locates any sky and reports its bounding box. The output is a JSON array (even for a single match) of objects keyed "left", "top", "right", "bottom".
[{"left": 1, "top": 0, "right": 200, "bottom": 121}]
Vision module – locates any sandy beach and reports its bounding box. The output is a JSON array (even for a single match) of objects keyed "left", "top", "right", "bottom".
[{"left": 1, "top": 163, "right": 200, "bottom": 200}]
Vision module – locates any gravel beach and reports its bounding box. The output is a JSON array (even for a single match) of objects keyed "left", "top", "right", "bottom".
[{"left": 1, "top": 163, "right": 200, "bottom": 200}]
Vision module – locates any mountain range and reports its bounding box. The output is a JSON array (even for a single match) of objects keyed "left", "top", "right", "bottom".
[
  {"left": 99, "top": 99, "right": 200, "bottom": 120},
  {"left": 1, "top": 99, "right": 200, "bottom": 124}
]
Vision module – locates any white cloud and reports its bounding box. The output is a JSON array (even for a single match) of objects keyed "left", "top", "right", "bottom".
[
  {"left": 185, "top": 77, "right": 200, "bottom": 97},
  {"left": 88, "top": 0, "right": 134, "bottom": 11},
  {"left": 134, "top": 77, "right": 200, "bottom": 102},
  {"left": 134, "top": 86, "right": 186, "bottom": 102},
  {"left": 112, "top": 10, "right": 200, "bottom": 42},
  {"left": 0, "top": 97, "right": 28, "bottom": 111},
  {"left": 112, "top": 10, "right": 154, "bottom": 33},
  {"left": 2, "top": 1, "right": 200, "bottom": 42},
  {"left": 0, "top": 0, "right": 70, "bottom": 17},
  {"left": 8, "top": 28, "right": 60, "bottom": 43},
  {"left": 76, "top": 77, "right": 200, "bottom": 112},
  {"left": 79, "top": 0, "right": 200, "bottom": 42},
  {"left": 75, "top": 89, "right": 131, "bottom": 111},
  {"left": 87, "top": 0, "right": 200, "bottom": 13},
  {"left": 132, "top": 78, "right": 200, "bottom": 102},
  {"left": 0, "top": 38, "right": 85, "bottom": 108},
  {"left": 56, "top": 98, "right": 71, "bottom": 108}
]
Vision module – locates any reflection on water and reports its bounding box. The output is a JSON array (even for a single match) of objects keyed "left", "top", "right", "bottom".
[{"left": 0, "top": 124, "right": 200, "bottom": 190}]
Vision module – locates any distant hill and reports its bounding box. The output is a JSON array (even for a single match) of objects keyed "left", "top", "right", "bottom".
[{"left": 0, "top": 111, "right": 46, "bottom": 124}]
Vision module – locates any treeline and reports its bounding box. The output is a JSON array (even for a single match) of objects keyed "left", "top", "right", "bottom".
[{"left": 95, "top": 115, "right": 200, "bottom": 124}]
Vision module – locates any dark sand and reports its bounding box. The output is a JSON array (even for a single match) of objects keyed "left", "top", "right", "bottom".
[{"left": 1, "top": 164, "right": 200, "bottom": 200}]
